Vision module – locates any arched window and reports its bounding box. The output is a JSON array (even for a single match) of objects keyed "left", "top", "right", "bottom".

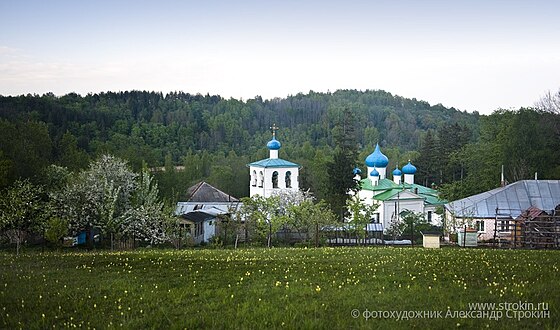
[
  {"left": 272, "top": 171, "right": 278, "bottom": 188},
  {"left": 258, "top": 171, "right": 264, "bottom": 188},
  {"left": 285, "top": 171, "right": 292, "bottom": 188},
  {"left": 251, "top": 170, "right": 257, "bottom": 187}
]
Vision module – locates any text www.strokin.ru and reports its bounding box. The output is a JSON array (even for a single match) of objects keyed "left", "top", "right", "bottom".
[{"left": 351, "top": 301, "right": 550, "bottom": 321}]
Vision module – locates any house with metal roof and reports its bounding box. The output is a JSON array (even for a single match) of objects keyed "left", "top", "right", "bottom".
[
  {"left": 444, "top": 180, "right": 560, "bottom": 241},
  {"left": 355, "top": 144, "right": 446, "bottom": 233},
  {"left": 175, "top": 181, "right": 241, "bottom": 244},
  {"left": 247, "top": 124, "right": 300, "bottom": 198}
]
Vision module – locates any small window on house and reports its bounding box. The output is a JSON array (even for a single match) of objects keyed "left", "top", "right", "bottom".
[
  {"left": 285, "top": 171, "right": 292, "bottom": 188},
  {"left": 427, "top": 211, "right": 432, "bottom": 223},
  {"left": 252, "top": 170, "right": 257, "bottom": 187},
  {"left": 371, "top": 213, "right": 380, "bottom": 223},
  {"left": 272, "top": 171, "right": 278, "bottom": 188},
  {"left": 476, "top": 220, "right": 485, "bottom": 232},
  {"left": 499, "top": 220, "right": 510, "bottom": 232}
]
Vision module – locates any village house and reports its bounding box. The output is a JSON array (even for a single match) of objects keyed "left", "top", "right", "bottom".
[
  {"left": 175, "top": 181, "right": 241, "bottom": 244},
  {"left": 444, "top": 180, "right": 560, "bottom": 242}
]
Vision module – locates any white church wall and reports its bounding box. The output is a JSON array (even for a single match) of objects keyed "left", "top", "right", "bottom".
[{"left": 249, "top": 166, "right": 299, "bottom": 198}]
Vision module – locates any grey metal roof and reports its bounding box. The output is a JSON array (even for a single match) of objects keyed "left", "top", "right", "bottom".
[
  {"left": 186, "top": 182, "right": 239, "bottom": 202},
  {"left": 175, "top": 202, "right": 242, "bottom": 216},
  {"left": 445, "top": 180, "right": 560, "bottom": 219}
]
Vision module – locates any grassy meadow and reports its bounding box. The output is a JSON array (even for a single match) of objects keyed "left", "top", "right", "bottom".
[{"left": 1, "top": 247, "right": 559, "bottom": 329}]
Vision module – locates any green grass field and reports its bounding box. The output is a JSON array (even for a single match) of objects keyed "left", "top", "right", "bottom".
[{"left": 1, "top": 247, "right": 559, "bottom": 329}]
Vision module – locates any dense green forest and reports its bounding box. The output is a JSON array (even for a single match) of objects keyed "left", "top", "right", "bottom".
[{"left": 0, "top": 89, "right": 558, "bottom": 204}]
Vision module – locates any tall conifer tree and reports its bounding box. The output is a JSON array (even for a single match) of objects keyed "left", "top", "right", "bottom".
[{"left": 326, "top": 108, "right": 359, "bottom": 221}]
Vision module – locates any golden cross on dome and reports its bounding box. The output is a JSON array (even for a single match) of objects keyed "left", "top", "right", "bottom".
[{"left": 270, "top": 123, "right": 279, "bottom": 137}]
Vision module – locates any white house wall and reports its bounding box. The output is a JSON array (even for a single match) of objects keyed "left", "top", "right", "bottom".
[
  {"left": 203, "top": 220, "right": 216, "bottom": 243},
  {"left": 445, "top": 212, "right": 497, "bottom": 241},
  {"left": 424, "top": 205, "right": 443, "bottom": 227}
]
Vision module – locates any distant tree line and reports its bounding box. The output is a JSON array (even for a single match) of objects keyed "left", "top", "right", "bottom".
[
  {"left": 1, "top": 89, "right": 558, "bottom": 207},
  {"left": 0, "top": 90, "right": 478, "bottom": 202}
]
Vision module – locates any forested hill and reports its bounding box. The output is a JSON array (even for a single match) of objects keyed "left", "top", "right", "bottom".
[
  {"left": 0, "top": 89, "right": 478, "bottom": 162},
  {"left": 0, "top": 88, "right": 521, "bottom": 201}
]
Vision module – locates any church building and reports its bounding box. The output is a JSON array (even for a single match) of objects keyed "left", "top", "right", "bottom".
[
  {"left": 247, "top": 125, "right": 300, "bottom": 198},
  {"left": 355, "top": 144, "right": 445, "bottom": 232}
]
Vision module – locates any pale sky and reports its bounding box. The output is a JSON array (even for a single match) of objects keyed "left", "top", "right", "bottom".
[{"left": 1, "top": 0, "right": 559, "bottom": 114}]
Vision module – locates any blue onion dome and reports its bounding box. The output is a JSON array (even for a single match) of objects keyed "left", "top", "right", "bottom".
[
  {"left": 267, "top": 136, "right": 281, "bottom": 150},
  {"left": 353, "top": 167, "right": 362, "bottom": 175},
  {"left": 402, "top": 160, "right": 417, "bottom": 174},
  {"left": 392, "top": 166, "right": 402, "bottom": 176},
  {"left": 370, "top": 168, "right": 379, "bottom": 177},
  {"left": 365, "top": 143, "right": 389, "bottom": 167}
]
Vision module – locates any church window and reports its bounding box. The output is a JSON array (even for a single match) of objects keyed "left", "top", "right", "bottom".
[
  {"left": 285, "top": 171, "right": 292, "bottom": 188},
  {"left": 252, "top": 170, "right": 257, "bottom": 187},
  {"left": 272, "top": 171, "right": 278, "bottom": 188},
  {"left": 258, "top": 171, "right": 264, "bottom": 188},
  {"left": 427, "top": 211, "right": 432, "bottom": 223}
]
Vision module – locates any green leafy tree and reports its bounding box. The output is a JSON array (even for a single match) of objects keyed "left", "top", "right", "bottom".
[
  {"left": 44, "top": 217, "right": 69, "bottom": 247},
  {"left": 57, "top": 131, "right": 89, "bottom": 171},
  {"left": 286, "top": 199, "right": 336, "bottom": 246},
  {"left": 400, "top": 211, "right": 434, "bottom": 245},
  {"left": 0, "top": 180, "right": 45, "bottom": 254},
  {"left": 239, "top": 195, "right": 284, "bottom": 247},
  {"left": 345, "top": 194, "right": 379, "bottom": 244}
]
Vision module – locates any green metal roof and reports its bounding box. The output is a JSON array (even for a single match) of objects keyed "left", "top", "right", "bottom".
[
  {"left": 373, "top": 188, "right": 424, "bottom": 201},
  {"left": 248, "top": 158, "right": 300, "bottom": 168},
  {"left": 360, "top": 178, "right": 399, "bottom": 191},
  {"left": 361, "top": 178, "right": 447, "bottom": 204},
  {"left": 424, "top": 194, "right": 447, "bottom": 205}
]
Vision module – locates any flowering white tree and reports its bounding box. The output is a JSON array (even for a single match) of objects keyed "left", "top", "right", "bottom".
[
  {"left": 53, "top": 155, "right": 137, "bottom": 246},
  {"left": 270, "top": 189, "right": 314, "bottom": 214},
  {"left": 121, "top": 169, "right": 169, "bottom": 245}
]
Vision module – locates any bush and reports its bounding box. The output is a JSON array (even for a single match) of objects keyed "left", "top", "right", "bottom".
[{"left": 44, "top": 217, "right": 68, "bottom": 246}]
